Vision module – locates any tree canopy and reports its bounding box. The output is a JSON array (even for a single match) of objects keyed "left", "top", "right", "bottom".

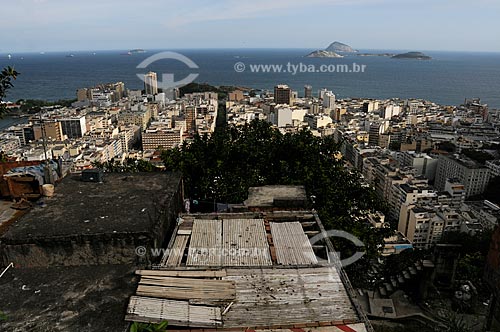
[
  {"left": 15, "top": 98, "right": 76, "bottom": 113},
  {"left": 462, "top": 149, "right": 495, "bottom": 165},
  {"left": 93, "top": 158, "right": 159, "bottom": 173},
  {"left": 162, "top": 119, "right": 390, "bottom": 285},
  {"left": 0, "top": 66, "right": 20, "bottom": 116}
]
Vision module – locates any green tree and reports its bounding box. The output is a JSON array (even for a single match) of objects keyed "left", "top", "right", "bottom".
[
  {"left": 162, "top": 119, "right": 387, "bottom": 285},
  {"left": 92, "top": 158, "right": 158, "bottom": 173},
  {"left": 15, "top": 98, "right": 76, "bottom": 113},
  {"left": 462, "top": 149, "right": 494, "bottom": 165},
  {"left": 0, "top": 66, "right": 20, "bottom": 116},
  {"left": 484, "top": 176, "right": 500, "bottom": 205},
  {"left": 130, "top": 321, "right": 168, "bottom": 332},
  {"left": 437, "top": 141, "right": 456, "bottom": 153},
  {"left": 440, "top": 230, "right": 492, "bottom": 293}
]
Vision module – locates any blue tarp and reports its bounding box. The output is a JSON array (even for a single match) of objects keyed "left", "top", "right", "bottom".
[{"left": 7, "top": 161, "right": 59, "bottom": 185}]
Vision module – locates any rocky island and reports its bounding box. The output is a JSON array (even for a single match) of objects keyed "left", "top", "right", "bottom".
[
  {"left": 392, "top": 51, "right": 431, "bottom": 60},
  {"left": 306, "top": 50, "right": 343, "bottom": 58},
  {"left": 306, "top": 41, "right": 356, "bottom": 58},
  {"left": 325, "top": 41, "right": 358, "bottom": 53}
]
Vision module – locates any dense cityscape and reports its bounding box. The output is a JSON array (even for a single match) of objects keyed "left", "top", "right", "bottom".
[
  {"left": 1, "top": 71, "right": 500, "bottom": 330},
  {"left": 1, "top": 0, "right": 500, "bottom": 331}
]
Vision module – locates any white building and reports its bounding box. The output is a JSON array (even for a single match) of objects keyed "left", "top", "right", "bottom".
[
  {"left": 60, "top": 115, "right": 87, "bottom": 138},
  {"left": 322, "top": 92, "right": 336, "bottom": 112},
  {"left": 397, "top": 151, "right": 438, "bottom": 181},
  {"left": 382, "top": 104, "right": 401, "bottom": 119},
  {"left": 486, "top": 160, "right": 500, "bottom": 178},
  {"left": 144, "top": 72, "right": 158, "bottom": 95},
  {"left": 435, "top": 154, "right": 490, "bottom": 198}
]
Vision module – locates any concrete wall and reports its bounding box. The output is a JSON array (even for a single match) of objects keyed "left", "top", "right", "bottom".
[{"left": 1, "top": 176, "right": 183, "bottom": 268}]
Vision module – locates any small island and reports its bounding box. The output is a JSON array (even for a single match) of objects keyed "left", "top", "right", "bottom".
[
  {"left": 392, "top": 51, "right": 431, "bottom": 60},
  {"left": 128, "top": 49, "right": 146, "bottom": 54},
  {"left": 357, "top": 53, "right": 395, "bottom": 57},
  {"left": 306, "top": 50, "right": 343, "bottom": 58},
  {"left": 305, "top": 41, "right": 357, "bottom": 58}
]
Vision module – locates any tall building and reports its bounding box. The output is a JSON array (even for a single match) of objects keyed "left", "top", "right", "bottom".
[
  {"left": 229, "top": 90, "right": 244, "bottom": 102},
  {"left": 118, "top": 110, "right": 152, "bottom": 131},
  {"left": 142, "top": 127, "right": 183, "bottom": 150},
  {"left": 185, "top": 105, "right": 197, "bottom": 133},
  {"left": 382, "top": 104, "right": 401, "bottom": 119},
  {"left": 444, "top": 178, "right": 466, "bottom": 208},
  {"left": 117, "top": 125, "right": 140, "bottom": 152},
  {"left": 274, "top": 84, "right": 291, "bottom": 105},
  {"left": 304, "top": 85, "right": 312, "bottom": 99},
  {"left": 435, "top": 154, "right": 490, "bottom": 198},
  {"left": 76, "top": 88, "right": 91, "bottom": 101},
  {"left": 368, "top": 123, "right": 381, "bottom": 146},
  {"left": 399, "top": 205, "right": 445, "bottom": 249},
  {"left": 309, "top": 102, "right": 320, "bottom": 115},
  {"left": 363, "top": 101, "right": 379, "bottom": 113},
  {"left": 144, "top": 72, "right": 158, "bottom": 95},
  {"left": 318, "top": 88, "right": 329, "bottom": 100},
  {"left": 322, "top": 91, "right": 336, "bottom": 111},
  {"left": 397, "top": 151, "right": 438, "bottom": 181},
  {"left": 60, "top": 116, "right": 87, "bottom": 138},
  {"left": 33, "top": 120, "right": 63, "bottom": 141}
]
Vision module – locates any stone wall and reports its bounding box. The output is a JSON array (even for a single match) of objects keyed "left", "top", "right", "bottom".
[{"left": 0, "top": 176, "right": 183, "bottom": 267}]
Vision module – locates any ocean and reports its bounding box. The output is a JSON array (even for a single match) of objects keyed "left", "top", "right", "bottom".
[{"left": 1, "top": 48, "right": 500, "bottom": 108}]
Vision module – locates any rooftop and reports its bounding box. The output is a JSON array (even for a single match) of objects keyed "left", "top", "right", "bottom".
[
  {"left": 445, "top": 154, "right": 488, "bottom": 169},
  {"left": 125, "top": 212, "right": 369, "bottom": 331},
  {"left": 243, "top": 185, "right": 307, "bottom": 209},
  {"left": 0, "top": 264, "right": 137, "bottom": 332},
  {"left": 2, "top": 172, "right": 181, "bottom": 242}
]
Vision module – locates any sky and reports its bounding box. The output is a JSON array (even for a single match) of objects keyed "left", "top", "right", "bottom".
[{"left": 1, "top": 0, "right": 499, "bottom": 53}]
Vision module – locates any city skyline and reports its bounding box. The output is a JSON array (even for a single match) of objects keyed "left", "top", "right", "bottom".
[{"left": 1, "top": 0, "right": 500, "bottom": 53}]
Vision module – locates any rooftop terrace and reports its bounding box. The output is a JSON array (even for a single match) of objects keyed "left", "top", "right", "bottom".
[{"left": 125, "top": 212, "right": 370, "bottom": 332}]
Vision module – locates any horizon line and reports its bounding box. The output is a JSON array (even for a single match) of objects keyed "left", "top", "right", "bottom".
[{"left": 2, "top": 47, "right": 500, "bottom": 55}]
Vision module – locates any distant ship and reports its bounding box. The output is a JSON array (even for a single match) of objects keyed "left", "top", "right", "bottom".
[
  {"left": 7, "top": 54, "right": 11, "bottom": 59},
  {"left": 66, "top": 54, "right": 75, "bottom": 58},
  {"left": 128, "top": 49, "right": 146, "bottom": 54}
]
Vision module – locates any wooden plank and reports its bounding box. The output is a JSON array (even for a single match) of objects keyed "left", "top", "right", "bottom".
[
  {"left": 135, "top": 269, "right": 227, "bottom": 278},
  {"left": 164, "top": 235, "right": 189, "bottom": 267},
  {"left": 187, "top": 219, "right": 272, "bottom": 267},
  {"left": 126, "top": 296, "right": 222, "bottom": 327},
  {"left": 270, "top": 222, "right": 318, "bottom": 266},
  {"left": 136, "top": 285, "right": 235, "bottom": 300},
  {"left": 220, "top": 267, "right": 358, "bottom": 327},
  {"left": 139, "top": 276, "right": 234, "bottom": 288},
  {"left": 136, "top": 275, "right": 236, "bottom": 301},
  {"left": 187, "top": 219, "right": 223, "bottom": 266},
  {"left": 222, "top": 219, "right": 272, "bottom": 266}
]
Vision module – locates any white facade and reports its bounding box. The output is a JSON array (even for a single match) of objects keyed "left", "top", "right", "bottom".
[
  {"left": 383, "top": 104, "right": 401, "bottom": 119},
  {"left": 276, "top": 107, "right": 293, "bottom": 127},
  {"left": 322, "top": 92, "right": 336, "bottom": 111},
  {"left": 144, "top": 72, "right": 158, "bottom": 95}
]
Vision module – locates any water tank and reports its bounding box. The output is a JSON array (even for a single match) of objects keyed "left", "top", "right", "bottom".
[{"left": 81, "top": 169, "right": 103, "bottom": 183}]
